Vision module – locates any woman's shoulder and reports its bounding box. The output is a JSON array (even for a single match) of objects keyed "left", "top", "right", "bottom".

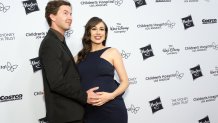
[{"left": 106, "top": 47, "right": 121, "bottom": 56}]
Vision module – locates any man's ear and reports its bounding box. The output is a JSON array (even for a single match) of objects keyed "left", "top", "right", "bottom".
[{"left": 50, "top": 14, "right": 56, "bottom": 22}]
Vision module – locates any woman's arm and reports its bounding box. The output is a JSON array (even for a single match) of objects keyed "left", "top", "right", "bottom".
[{"left": 94, "top": 48, "right": 129, "bottom": 106}]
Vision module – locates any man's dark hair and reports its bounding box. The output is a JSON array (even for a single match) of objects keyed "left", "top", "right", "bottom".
[{"left": 45, "top": 0, "right": 71, "bottom": 26}]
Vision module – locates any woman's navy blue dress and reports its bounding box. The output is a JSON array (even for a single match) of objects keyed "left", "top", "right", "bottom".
[{"left": 76, "top": 47, "right": 127, "bottom": 123}]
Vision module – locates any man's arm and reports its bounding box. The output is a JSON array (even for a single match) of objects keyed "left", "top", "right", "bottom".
[{"left": 40, "top": 43, "right": 88, "bottom": 104}]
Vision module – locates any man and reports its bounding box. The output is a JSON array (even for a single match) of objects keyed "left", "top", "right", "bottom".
[{"left": 39, "top": 1, "right": 98, "bottom": 123}]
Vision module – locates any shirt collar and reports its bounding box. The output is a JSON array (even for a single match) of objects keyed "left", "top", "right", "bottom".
[{"left": 50, "top": 28, "right": 65, "bottom": 42}]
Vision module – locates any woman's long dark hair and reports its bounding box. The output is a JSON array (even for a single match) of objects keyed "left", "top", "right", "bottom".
[{"left": 77, "top": 17, "right": 108, "bottom": 63}]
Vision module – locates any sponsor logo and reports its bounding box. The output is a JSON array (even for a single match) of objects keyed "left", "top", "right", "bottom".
[
  {"left": 128, "top": 77, "right": 137, "bottom": 84},
  {"left": 199, "top": 116, "right": 210, "bottom": 123},
  {"left": 140, "top": 44, "right": 154, "bottom": 60},
  {"left": 22, "top": 0, "right": 39, "bottom": 14},
  {"left": 0, "top": 62, "right": 18, "bottom": 72},
  {"left": 202, "top": 19, "right": 217, "bottom": 24},
  {"left": 121, "top": 50, "right": 131, "bottom": 59},
  {"left": 0, "top": 2, "right": 10, "bottom": 13},
  {"left": 145, "top": 71, "right": 184, "bottom": 82},
  {"left": 184, "top": 0, "right": 198, "bottom": 2},
  {"left": 182, "top": 15, "right": 194, "bottom": 29},
  {"left": 30, "top": 57, "right": 41, "bottom": 72},
  {"left": 65, "top": 29, "right": 73, "bottom": 37},
  {"left": 127, "top": 104, "right": 140, "bottom": 114},
  {"left": 133, "top": 0, "right": 146, "bottom": 8},
  {"left": 39, "top": 117, "right": 48, "bottom": 123},
  {"left": 156, "top": 0, "right": 171, "bottom": 2},
  {"left": 193, "top": 95, "right": 218, "bottom": 103},
  {"left": 0, "top": 33, "right": 15, "bottom": 41},
  {"left": 210, "top": 66, "right": 218, "bottom": 76},
  {"left": 80, "top": 0, "right": 123, "bottom": 7},
  {"left": 137, "top": 20, "right": 175, "bottom": 30},
  {"left": 185, "top": 42, "right": 218, "bottom": 52},
  {"left": 110, "top": 23, "right": 129, "bottom": 33},
  {"left": 172, "top": 97, "right": 188, "bottom": 106},
  {"left": 34, "top": 91, "right": 44, "bottom": 96},
  {"left": 149, "top": 97, "right": 163, "bottom": 113},
  {"left": 26, "top": 32, "right": 47, "bottom": 39},
  {"left": 190, "top": 65, "right": 203, "bottom": 80},
  {"left": 162, "top": 45, "right": 180, "bottom": 55},
  {"left": 0, "top": 94, "right": 23, "bottom": 102}
]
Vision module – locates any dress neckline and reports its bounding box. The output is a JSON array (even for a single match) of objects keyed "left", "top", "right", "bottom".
[{"left": 89, "top": 47, "right": 109, "bottom": 53}]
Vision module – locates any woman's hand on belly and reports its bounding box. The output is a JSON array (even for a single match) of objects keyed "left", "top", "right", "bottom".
[{"left": 92, "top": 92, "right": 115, "bottom": 106}]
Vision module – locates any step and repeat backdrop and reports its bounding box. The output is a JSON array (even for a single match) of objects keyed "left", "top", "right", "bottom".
[{"left": 1, "top": 0, "right": 218, "bottom": 123}]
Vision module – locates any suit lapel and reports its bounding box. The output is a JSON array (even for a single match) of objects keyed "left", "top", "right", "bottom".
[{"left": 48, "top": 30, "right": 75, "bottom": 62}]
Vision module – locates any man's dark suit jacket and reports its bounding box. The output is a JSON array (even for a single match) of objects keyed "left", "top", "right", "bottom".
[{"left": 39, "top": 29, "right": 87, "bottom": 123}]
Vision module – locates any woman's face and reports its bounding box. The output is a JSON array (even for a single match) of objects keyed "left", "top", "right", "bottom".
[{"left": 90, "top": 22, "right": 106, "bottom": 45}]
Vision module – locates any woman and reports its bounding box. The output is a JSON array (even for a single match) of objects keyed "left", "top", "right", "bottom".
[{"left": 76, "top": 17, "right": 129, "bottom": 123}]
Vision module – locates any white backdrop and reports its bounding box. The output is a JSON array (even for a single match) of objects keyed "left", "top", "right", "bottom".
[{"left": 1, "top": 0, "right": 218, "bottom": 123}]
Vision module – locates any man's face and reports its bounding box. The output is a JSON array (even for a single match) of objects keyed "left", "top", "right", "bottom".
[{"left": 51, "top": 5, "right": 72, "bottom": 32}]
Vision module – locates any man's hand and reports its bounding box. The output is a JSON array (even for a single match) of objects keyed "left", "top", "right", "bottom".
[{"left": 86, "top": 87, "right": 99, "bottom": 104}]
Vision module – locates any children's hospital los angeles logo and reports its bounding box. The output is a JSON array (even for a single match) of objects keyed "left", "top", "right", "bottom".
[
  {"left": 80, "top": 0, "right": 123, "bottom": 7},
  {"left": 137, "top": 20, "right": 176, "bottom": 30},
  {"left": 145, "top": 71, "right": 184, "bottom": 82},
  {"left": 185, "top": 42, "right": 218, "bottom": 52},
  {"left": 140, "top": 44, "right": 154, "bottom": 60},
  {"left": 193, "top": 94, "right": 218, "bottom": 103},
  {"left": 22, "top": 0, "right": 39, "bottom": 15}
]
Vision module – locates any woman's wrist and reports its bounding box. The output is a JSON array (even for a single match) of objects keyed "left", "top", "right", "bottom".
[{"left": 110, "top": 93, "right": 116, "bottom": 100}]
